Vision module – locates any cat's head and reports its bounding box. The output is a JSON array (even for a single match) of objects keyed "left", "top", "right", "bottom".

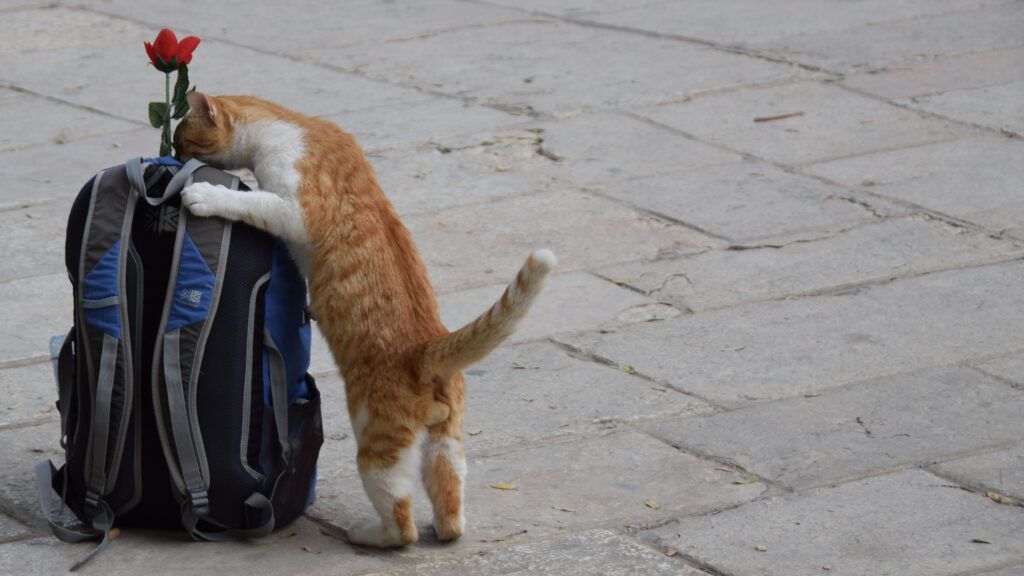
[{"left": 174, "top": 92, "right": 237, "bottom": 167}]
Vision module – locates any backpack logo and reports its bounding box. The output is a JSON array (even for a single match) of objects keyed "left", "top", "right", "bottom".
[
  {"left": 177, "top": 289, "right": 204, "bottom": 307},
  {"left": 144, "top": 204, "right": 179, "bottom": 233}
]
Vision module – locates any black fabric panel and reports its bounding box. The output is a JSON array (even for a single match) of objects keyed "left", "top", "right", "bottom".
[
  {"left": 247, "top": 284, "right": 267, "bottom": 478},
  {"left": 271, "top": 374, "right": 323, "bottom": 528}
]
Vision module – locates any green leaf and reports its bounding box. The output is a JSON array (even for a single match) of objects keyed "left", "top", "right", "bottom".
[
  {"left": 172, "top": 64, "right": 189, "bottom": 109},
  {"left": 148, "top": 102, "right": 169, "bottom": 128},
  {"left": 160, "top": 138, "right": 172, "bottom": 157},
  {"left": 172, "top": 99, "right": 190, "bottom": 120}
]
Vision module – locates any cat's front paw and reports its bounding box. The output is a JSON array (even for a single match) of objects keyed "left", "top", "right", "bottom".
[{"left": 181, "top": 182, "right": 228, "bottom": 218}]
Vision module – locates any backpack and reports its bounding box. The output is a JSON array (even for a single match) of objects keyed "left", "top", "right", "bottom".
[{"left": 35, "top": 157, "right": 324, "bottom": 570}]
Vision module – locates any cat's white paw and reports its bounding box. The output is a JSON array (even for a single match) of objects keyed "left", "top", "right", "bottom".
[
  {"left": 181, "top": 182, "right": 227, "bottom": 218},
  {"left": 347, "top": 519, "right": 408, "bottom": 548}
]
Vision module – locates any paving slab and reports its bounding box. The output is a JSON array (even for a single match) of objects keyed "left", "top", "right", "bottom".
[
  {"left": 638, "top": 82, "right": 971, "bottom": 165},
  {"left": 367, "top": 529, "right": 710, "bottom": 576},
  {"left": 842, "top": 46, "right": 1024, "bottom": 100},
  {"left": 309, "top": 430, "right": 767, "bottom": 547},
  {"left": 0, "top": 197, "right": 72, "bottom": 283},
  {"left": 0, "top": 129, "right": 153, "bottom": 208},
  {"left": 903, "top": 80, "right": 1024, "bottom": 136},
  {"left": 325, "top": 97, "right": 524, "bottom": 152},
  {"left": 758, "top": 2, "right": 1024, "bottom": 73},
  {"left": 0, "top": 12, "right": 425, "bottom": 122},
  {"left": 0, "top": 513, "right": 31, "bottom": 542},
  {"left": 532, "top": 112, "right": 739, "bottom": 186},
  {"left": 76, "top": 0, "right": 524, "bottom": 57},
  {"left": 597, "top": 216, "right": 1023, "bottom": 312},
  {"left": 933, "top": 445, "right": 1024, "bottom": 502},
  {"left": 0, "top": 6, "right": 140, "bottom": 57},
  {"left": 438, "top": 271, "right": 674, "bottom": 343},
  {"left": 806, "top": 135, "right": 1024, "bottom": 238},
  {"left": 557, "top": 261, "right": 1024, "bottom": 404},
  {"left": 0, "top": 274, "right": 72, "bottom": 365},
  {"left": 0, "top": 88, "right": 140, "bottom": 153},
  {"left": 971, "top": 353, "right": 1024, "bottom": 388},
  {"left": 645, "top": 366, "right": 1024, "bottom": 489},
  {"left": 594, "top": 160, "right": 882, "bottom": 243},
  {"left": 483, "top": 0, "right": 658, "bottom": 16},
  {"left": 305, "top": 20, "right": 803, "bottom": 115},
  {"left": 0, "top": 362, "right": 58, "bottom": 429},
  {"left": 368, "top": 129, "right": 562, "bottom": 216},
  {"left": 406, "top": 189, "right": 718, "bottom": 293},
  {"left": 579, "top": 0, "right": 1003, "bottom": 46},
  {"left": 0, "top": 420, "right": 62, "bottom": 530},
  {"left": 0, "top": 517, "right": 403, "bottom": 576},
  {"left": 645, "top": 470, "right": 1024, "bottom": 576}
]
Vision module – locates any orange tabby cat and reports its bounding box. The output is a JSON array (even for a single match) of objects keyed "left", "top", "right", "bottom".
[{"left": 175, "top": 93, "right": 555, "bottom": 547}]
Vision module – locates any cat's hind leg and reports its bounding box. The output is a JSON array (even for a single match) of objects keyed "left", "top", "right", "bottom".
[
  {"left": 422, "top": 431, "right": 466, "bottom": 541},
  {"left": 349, "top": 422, "right": 423, "bottom": 547}
]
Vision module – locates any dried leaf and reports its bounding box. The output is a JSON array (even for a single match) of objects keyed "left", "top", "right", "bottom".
[
  {"left": 25, "top": 213, "right": 40, "bottom": 219},
  {"left": 109, "top": 527, "right": 122, "bottom": 540},
  {"left": 755, "top": 543, "right": 767, "bottom": 552},
  {"left": 733, "top": 474, "right": 760, "bottom": 485},
  {"left": 522, "top": 396, "right": 534, "bottom": 403},
  {"left": 279, "top": 531, "right": 298, "bottom": 539},
  {"left": 490, "top": 483, "right": 517, "bottom": 491},
  {"left": 468, "top": 429, "right": 483, "bottom": 436},
  {"left": 479, "top": 529, "right": 527, "bottom": 543},
  {"left": 664, "top": 548, "right": 679, "bottom": 557},
  {"left": 302, "top": 545, "right": 320, "bottom": 554},
  {"left": 822, "top": 565, "right": 832, "bottom": 571},
  {"left": 438, "top": 220, "right": 449, "bottom": 228},
  {"left": 644, "top": 498, "right": 659, "bottom": 509},
  {"left": 971, "top": 538, "right": 991, "bottom": 544},
  {"left": 618, "top": 364, "right": 636, "bottom": 375},
  {"left": 753, "top": 111, "right": 804, "bottom": 123},
  {"left": 987, "top": 491, "right": 1021, "bottom": 506},
  {"left": 551, "top": 505, "right": 577, "bottom": 513}
]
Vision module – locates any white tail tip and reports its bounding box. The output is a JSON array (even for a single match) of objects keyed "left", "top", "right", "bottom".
[{"left": 531, "top": 249, "right": 557, "bottom": 271}]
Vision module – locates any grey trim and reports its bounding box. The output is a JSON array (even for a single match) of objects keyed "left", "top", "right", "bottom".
[
  {"left": 151, "top": 204, "right": 189, "bottom": 495},
  {"left": 124, "top": 242, "right": 145, "bottom": 514},
  {"left": 163, "top": 330, "right": 207, "bottom": 497},
  {"left": 185, "top": 171, "right": 231, "bottom": 486},
  {"left": 86, "top": 333, "right": 118, "bottom": 499},
  {"left": 81, "top": 296, "right": 119, "bottom": 309},
  {"left": 240, "top": 272, "right": 271, "bottom": 481},
  {"left": 77, "top": 170, "right": 104, "bottom": 488},
  {"left": 263, "top": 331, "right": 291, "bottom": 464},
  {"left": 124, "top": 157, "right": 146, "bottom": 195},
  {"left": 144, "top": 159, "right": 206, "bottom": 206}
]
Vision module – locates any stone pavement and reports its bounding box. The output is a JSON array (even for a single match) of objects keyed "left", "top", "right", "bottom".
[{"left": 1, "top": 0, "right": 1023, "bottom": 574}]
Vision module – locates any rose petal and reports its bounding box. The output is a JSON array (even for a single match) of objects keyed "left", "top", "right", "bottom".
[
  {"left": 177, "top": 36, "right": 200, "bottom": 64},
  {"left": 153, "top": 28, "right": 178, "bottom": 63}
]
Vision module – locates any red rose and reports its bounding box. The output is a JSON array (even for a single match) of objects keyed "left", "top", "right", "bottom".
[{"left": 145, "top": 29, "right": 200, "bottom": 73}]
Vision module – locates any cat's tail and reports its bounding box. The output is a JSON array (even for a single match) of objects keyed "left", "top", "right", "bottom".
[{"left": 420, "top": 249, "right": 556, "bottom": 379}]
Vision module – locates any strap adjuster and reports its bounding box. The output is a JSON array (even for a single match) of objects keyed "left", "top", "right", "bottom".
[{"left": 189, "top": 489, "right": 210, "bottom": 515}]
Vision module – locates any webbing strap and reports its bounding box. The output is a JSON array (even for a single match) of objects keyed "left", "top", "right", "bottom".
[
  {"left": 263, "top": 331, "right": 291, "bottom": 465},
  {"left": 35, "top": 461, "right": 114, "bottom": 572},
  {"left": 126, "top": 157, "right": 207, "bottom": 206},
  {"left": 85, "top": 333, "right": 118, "bottom": 506},
  {"left": 181, "top": 492, "right": 275, "bottom": 542},
  {"left": 163, "top": 329, "right": 209, "bottom": 512},
  {"left": 52, "top": 331, "right": 74, "bottom": 446}
]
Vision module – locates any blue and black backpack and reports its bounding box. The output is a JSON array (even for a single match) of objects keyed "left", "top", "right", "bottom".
[{"left": 36, "top": 157, "right": 324, "bottom": 569}]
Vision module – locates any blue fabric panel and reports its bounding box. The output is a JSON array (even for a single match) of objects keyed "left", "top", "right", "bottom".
[
  {"left": 143, "top": 156, "right": 184, "bottom": 167},
  {"left": 263, "top": 239, "right": 311, "bottom": 405},
  {"left": 82, "top": 240, "right": 121, "bottom": 339},
  {"left": 166, "top": 233, "right": 216, "bottom": 332}
]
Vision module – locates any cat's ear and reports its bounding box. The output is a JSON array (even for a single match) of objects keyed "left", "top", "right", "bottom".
[{"left": 187, "top": 91, "right": 218, "bottom": 120}]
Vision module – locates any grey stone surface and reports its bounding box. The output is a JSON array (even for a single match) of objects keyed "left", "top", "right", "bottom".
[
  {"left": 326, "top": 97, "right": 524, "bottom": 152},
  {"left": 305, "top": 20, "right": 803, "bottom": 115},
  {"left": 806, "top": 135, "right": 1024, "bottom": 238},
  {"left": 310, "top": 430, "right": 766, "bottom": 545},
  {"left": 557, "top": 261, "right": 1024, "bottom": 404},
  {"left": 533, "top": 112, "right": 739, "bottom": 186},
  {"left": 0, "top": 517, "right": 403, "bottom": 576},
  {"left": 0, "top": 89, "right": 140, "bottom": 153},
  {"left": 0, "top": 275, "right": 72, "bottom": 365},
  {"left": 0, "top": 7, "right": 140, "bottom": 56},
  {"left": 0, "top": 129, "right": 154, "bottom": 208},
  {"left": 0, "top": 361, "right": 58, "bottom": 429},
  {"left": 639, "top": 82, "right": 971, "bottom": 165},
  {"left": 0, "top": 420, "right": 62, "bottom": 530},
  {"left": 597, "top": 217, "right": 1023, "bottom": 312},
  {"left": 842, "top": 46, "right": 1024, "bottom": 100},
  {"left": 0, "top": 197, "right": 72, "bottom": 282},
  {"left": 972, "top": 562, "right": 1024, "bottom": 576},
  {"left": 645, "top": 366, "right": 1024, "bottom": 489},
  {"left": 646, "top": 470, "right": 1024, "bottom": 576},
  {"left": 0, "top": 514, "right": 30, "bottom": 542},
  {"left": 903, "top": 80, "right": 1024, "bottom": 135},
  {"left": 406, "top": 189, "right": 717, "bottom": 293},
  {"left": 580, "top": 0, "right": 1003, "bottom": 46},
  {"left": 758, "top": 2, "right": 1024, "bottom": 73},
  {"left": 971, "top": 353, "right": 1024, "bottom": 388},
  {"left": 933, "top": 445, "right": 1024, "bottom": 501},
  {"left": 368, "top": 529, "right": 710, "bottom": 576},
  {"left": 438, "top": 271, "right": 674, "bottom": 343},
  {"left": 595, "top": 160, "right": 884, "bottom": 243}
]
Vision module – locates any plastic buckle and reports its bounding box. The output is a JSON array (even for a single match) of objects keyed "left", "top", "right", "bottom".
[
  {"left": 83, "top": 490, "right": 100, "bottom": 513},
  {"left": 189, "top": 489, "right": 210, "bottom": 516}
]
